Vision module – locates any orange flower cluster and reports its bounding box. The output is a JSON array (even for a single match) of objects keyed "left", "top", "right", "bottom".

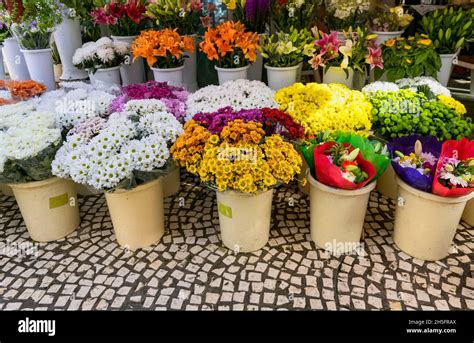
[
  {"left": 221, "top": 120, "right": 265, "bottom": 144},
  {"left": 200, "top": 21, "right": 260, "bottom": 66},
  {"left": 131, "top": 29, "right": 195, "bottom": 68},
  {"left": 0, "top": 80, "right": 47, "bottom": 103}
]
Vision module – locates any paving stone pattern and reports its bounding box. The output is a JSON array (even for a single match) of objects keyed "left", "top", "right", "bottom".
[{"left": 0, "top": 173, "right": 473, "bottom": 311}]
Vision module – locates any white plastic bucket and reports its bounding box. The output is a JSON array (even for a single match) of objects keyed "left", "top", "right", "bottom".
[
  {"left": 437, "top": 53, "right": 457, "bottom": 87},
  {"left": 372, "top": 30, "right": 404, "bottom": 46},
  {"left": 89, "top": 66, "right": 122, "bottom": 87},
  {"left": 151, "top": 65, "right": 184, "bottom": 87},
  {"left": 21, "top": 48, "right": 56, "bottom": 90},
  {"left": 111, "top": 35, "right": 146, "bottom": 85},
  {"left": 265, "top": 64, "right": 300, "bottom": 91},
  {"left": 215, "top": 65, "right": 250, "bottom": 85},
  {"left": 162, "top": 167, "right": 180, "bottom": 198},
  {"left": 462, "top": 199, "right": 474, "bottom": 226},
  {"left": 322, "top": 67, "right": 354, "bottom": 88},
  {"left": 376, "top": 164, "right": 398, "bottom": 200},
  {"left": 2, "top": 37, "right": 30, "bottom": 81}
]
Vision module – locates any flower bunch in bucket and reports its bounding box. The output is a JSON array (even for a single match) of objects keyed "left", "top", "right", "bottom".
[
  {"left": 271, "top": 0, "right": 317, "bottom": 32},
  {"left": 370, "top": 5, "right": 413, "bottom": 32},
  {"left": 325, "top": 0, "right": 370, "bottom": 32},
  {"left": 222, "top": 0, "right": 270, "bottom": 34},
  {"left": 0, "top": 80, "right": 47, "bottom": 104}
]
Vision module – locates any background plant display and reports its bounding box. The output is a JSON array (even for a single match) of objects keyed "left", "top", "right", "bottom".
[
  {"left": 324, "top": 0, "right": 370, "bottom": 32},
  {"left": 271, "top": 0, "right": 318, "bottom": 33},
  {"left": 370, "top": 5, "right": 413, "bottom": 32},
  {"left": 222, "top": 0, "right": 270, "bottom": 34}
]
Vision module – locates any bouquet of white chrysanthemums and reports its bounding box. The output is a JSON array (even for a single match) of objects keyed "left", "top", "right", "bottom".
[
  {"left": 0, "top": 102, "right": 62, "bottom": 183},
  {"left": 52, "top": 99, "right": 183, "bottom": 191},
  {"left": 72, "top": 37, "right": 130, "bottom": 74}
]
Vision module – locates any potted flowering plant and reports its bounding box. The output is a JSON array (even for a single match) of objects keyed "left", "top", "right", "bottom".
[
  {"left": 73, "top": 37, "right": 130, "bottom": 86},
  {"left": 325, "top": 0, "right": 370, "bottom": 39},
  {"left": 172, "top": 111, "right": 302, "bottom": 252},
  {"left": 91, "top": 0, "right": 150, "bottom": 85},
  {"left": 261, "top": 27, "right": 315, "bottom": 91},
  {"left": 0, "top": 102, "right": 80, "bottom": 242},
  {"left": 389, "top": 135, "right": 474, "bottom": 261},
  {"left": 132, "top": 29, "right": 195, "bottom": 87},
  {"left": 270, "top": 0, "right": 317, "bottom": 33},
  {"left": 301, "top": 131, "right": 389, "bottom": 254},
  {"left": 420, "top": 7, "right": 474, "bottom": 86},
  {"left": 370, "top": 5, "right": 414, "bottom": 46},
  {"left": 53, "top": 100, "right": 183, "bottom": 250},
  {"left": 200, "top": 21, "right": 260, "bottom": 85}
]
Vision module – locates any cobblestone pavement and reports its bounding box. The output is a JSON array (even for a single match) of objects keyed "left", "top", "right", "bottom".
[{"left": 0, "top": 173, "right": 473, "bottom": 311}]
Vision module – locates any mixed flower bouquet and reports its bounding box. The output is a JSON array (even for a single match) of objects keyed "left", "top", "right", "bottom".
[
  {"left": 52, "top": 99, "right": 183, "bottom": 191},
  {"left": 109, "top": 81, "right": 189, "bottom": 123},
  {"left": 185, "top": 79, "right": 276, "bottom": 120},
  {"left": 376, "top": 35, "right": 441, "bottom": 82},
  {"left": 325, "top": 0, "right": 370, "bottom": 32},
  {"left": 275, "top": 83, "right": 372, "bottom": 136},
  {"left": 271, "top": 0, "right": 318, "bottom": 32},
  {"left": 73, "top": 37, "right": 130, "bottom": 74},
  {"left": 131, "top": 29, "right": 195, "bottom": 69},
  {"left": 91, "top": 0, "right": 149, "bottom": 37},
  {"left": 223, "top": 0, "right": 270, "bottom": 34},
  {"left": 145, "top": 0, "right": 214, "bottom": 36},
  {"left": 370, "top": 5, "right": 413, "bottom": 32},
  {"left": 200, "top": 21, "right": 260, "bottom": 68},
  {"left": 260, "top": 27, "right": 314, "bottom": 68}
]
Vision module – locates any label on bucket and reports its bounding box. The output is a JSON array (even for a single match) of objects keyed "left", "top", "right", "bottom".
[
  {"left": 49, "top": 193, "right": 69, "bottom": 209},
  {"left": 397, "top": 196, "right": 405, "bottom": 207},
  {"left": 218, "top": 202, "right": 233, "bottom": 218}
]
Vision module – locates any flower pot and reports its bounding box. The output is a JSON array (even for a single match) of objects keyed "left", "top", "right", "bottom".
[
  {"left": 376, "top": 164, "right": 397, "bottom": 200},
  {"left": 215, "top": 65, "right": 250, "bottom": 85},
  {"left": 111, "top": 35, "right": 146, "bottom": 85},
  {"left": 322, "top": 67, "right": 354, "bottom": 88},
  {"left": 0, "top": 46, "right": 5, "bottom": 80},
  {"left": 393, "top": 177, "right": 473, "bottom": 261},
  {"left": 353, "top": 70, "right": 368, "bottom": 90},
  {"left": 265, "top": 64, "right": 300, "bottom": 91},
  {"left": 53, "top": 17, "right": 88, "bottom": 81},
  {"left": 462, "top": 199, "right": 474, "bottom": 226},
  {"left": 162, "top": 167, "right": 181, "bottom": 198},
  {"left": 151, "top": 65, "right": 184, "bottom": 87},
  {"left": 0, "top": 184, "right": 14, "bottom": 196},
  {"left": 307, "top": 171, "right": 376, "bottom": 254},
  {"left": 75, "top": 183, "right": 96, "bottom": 197},
  {"left": 437, "top": 53, "right": 458, "bottom": 87},
  {"left": 371, "top": 30, "right": 404, "bottom": 46},
  {"left": 2, "top": 37, "right": 30, "bottom": 81},
  {"left": 21, "top": 48, "right": 56, "bottom": 91},
  {"left": 105, "top": 179, "right": 165, "bottom": 250},
  {"left": 183, "top": 34, "right": 198, "bottom": 91},
  {"left": 248, "top": 51, "right": 263, "bottom": 81},
  {"left": 216, "top": 189, "right": 274, "bottom": 252},
  {"left": 54, "top": 64, "right": 62, "bottom": 82},
  {"left": 9, "top": 177, "right": 80, "bottom": 242},
  {"left": 89, "top": 66, "right": 122, "bottom": 87}
]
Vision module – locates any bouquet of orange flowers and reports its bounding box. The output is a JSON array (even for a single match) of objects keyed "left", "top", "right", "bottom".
[
  {"left": 0, "top": 80, "right": 47, "bottom": 103},
  {"left": 131, "top": 29, "right": 195, "bottom": 68},
  {"left": 199, "top": 21, "right": 260, "bottom": 68}
]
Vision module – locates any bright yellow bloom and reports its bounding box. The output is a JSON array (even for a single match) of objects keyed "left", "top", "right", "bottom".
[
  {"left": 418, "top": 39, "right": 432, "bottom": 46},
  {"left": 438, "top": 95, "right": 467, "bottom": 115},
  {"left": 385, "top": 39, "right": 395, "bottom": 48}
]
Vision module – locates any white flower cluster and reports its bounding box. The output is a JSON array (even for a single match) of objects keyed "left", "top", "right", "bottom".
[
  {"left": 362, "top": 82, "right": 400, "bottom": 96},
  {"left": 186, "top": 80, "right": 276, "bottom": 120},
  {"left": 395, "top": 77, "right": 451, "bottom": 97},
  {"left": 72, "top": 37, "right": 129, "bottom": 70},
  {"left": 53, "top": 100, "right": 183, "bottom": 191},
  {"left": 327, "top": 0, "right": 370, "bottom": 20}
]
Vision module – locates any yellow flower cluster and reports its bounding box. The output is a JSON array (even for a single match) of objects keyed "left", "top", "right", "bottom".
[
  {"left": 275, "top": 83, "right": 372, "bottom": 136},
  {"left": 221, "top": 120, "right": 265, "bottom": 144},
  {"left": 437, "top": 95, "right": 467, "bottom": 116}
]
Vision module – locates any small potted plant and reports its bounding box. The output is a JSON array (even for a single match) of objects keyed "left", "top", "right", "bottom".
[
  {"left": 370, "top": 5, "right": 414, "bottom": 46},
  {"left": 261, "top": 27, "right": 315, "bottom": 91},
  {"left": 420, "top": 6, "right": 474, "bottom": 86},
  {"left": 73, "top": 37, "right": 130, "bottom": 86},
  {"left": 132, "top": 29, "right": 195, "bottom": 87},
  {"left": 390, "top": 135, "right": 474, "bottom": 261},
  {"left": 200, "top": 21, "right": 260, "bottom": 85}
]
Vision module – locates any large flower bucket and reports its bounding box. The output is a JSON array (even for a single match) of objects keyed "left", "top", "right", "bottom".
[
  {"left": 0, "top": 184, "right": 14, "bottom": 196},
  {"left": 462, "top": 199, "right": 474, "bottom": 226},
  {"left": 376, "top": 164, "right": 398, "bottom": 200},
  {"left": 151, "top": 66, "right": 184, "bottom": 87},
  {"left": 437, "top": 53, "right": 458, "bottom": 87},
  {"left": 322, "top": 67, "right": 354, "bottom": 88},
  {"left": 372, "top": 30, "right": 404, "bottom": 46},
  {"left": 183, "top": 34, "right": 198, "bottom": 92},
  {"left": 105, "top": 179, "right": 165, "bottom": 251},
  {"left": 248, "top": 50, "right": 263, "bottom": 81},
  {"left": 162, "top": 167, "right": 181, "bottom": 198},
  {"left": 53, "top": 17, "right": 88, "bottom": 81},
  {"left": 308, "top": 171, "right": 376, "bottom": 254},
  {"left": 9, "top": 177, "right": 80, "bottom": 242},
  {"left": 0, "top": 46, "right": 5, "bottom": 80},
  {"left": 265, "top": 64, "right": 300, "bottom": 91},
  {"left": 89, "top": 66, "right": 121, "bottom": 86},
  {"left": 21, "top": 48, "right": 56, "bottom": 91},
  {"left": 393, "top": 177, "right": 473, "bottom": 261},
  {"left": 216, "top": 189, "right": 273, "bottom": 253},
  {"left": 111, "top": 35, "right": 146, "bottom": 85},
  {"left": 215, "top": 65, "right": 250, "bottom": 85},
  {"left": 2, "top": 37, "right": 30, "bottom": 81}
]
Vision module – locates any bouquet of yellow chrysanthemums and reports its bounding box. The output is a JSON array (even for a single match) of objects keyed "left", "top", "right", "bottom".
[{"left": 275, "top": 83, "right": 373, "bottom": 136}]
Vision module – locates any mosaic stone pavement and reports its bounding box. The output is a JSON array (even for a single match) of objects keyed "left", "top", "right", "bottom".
[{"left": 0, "top": 173, "right": 473, "bottom": 311}]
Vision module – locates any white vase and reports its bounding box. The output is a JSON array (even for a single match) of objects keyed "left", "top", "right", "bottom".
[
  {"left": 21, "top": 48, "right": 56, "bottom": 91},
  {"left": 183, "top": 34, "right": 198, "bottom": 91},
  {"left": 0, "top": 46, "right": 5, "bottom": 79},
  {"left": 248, "top": 51, "right": 263, "bottom": 81},
  {"left": 437, "top": 53, "right": 458, "bottom": 87},
  {"left": 151, "top": 65, "right": 184, "bottom": 87},
  {"left": 322, "top": 67, "right": 354, "bottom": 88},
  {"left": 371, "top": 30, "right": 404, "bottom": 46},
  {"left": 215, "top": 65, "right": 250, "bottom": 85},
  {"left": 53, "top": 17, "right": 88, "bottom": 81},
  {"left": 89, "top": 66, "right": 122, "bottom": 86},
  {"left": 111, "top": 35, "right": 146, "bottom": 85},
  {"left": 265, "top": 64, "right": 300, "bottom": 91},
  {"left": 2, "top": 37, "right": 30, "bottom": 81}
]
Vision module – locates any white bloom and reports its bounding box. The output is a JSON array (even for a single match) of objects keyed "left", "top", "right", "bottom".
[
  {"left": 114, "top": 41, "right": 130, "bottom": 56},
  {"left": 396, "top": 77, "right": 451, "bottom": 97},
  {"left": 124, "top": 99, "right": 168, "bottom": 116},
  {"left": 362, "top": 82, "right": 400, "bottom": 96}
]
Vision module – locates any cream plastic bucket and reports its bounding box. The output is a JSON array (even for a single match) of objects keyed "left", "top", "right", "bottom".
[
  {"left": 216, "top": 189, "right": 274, "bottom": 253},
  {"left": 162, "top": 167, "right": 181, "bottom": 198},
  {"left": 393, "top": 177, "right": 473, "bottom": 261},
  {"left": 376, "top": 164, "right": 398, "bottom": 200},
  {"left": 0, "top": 184, "right": 14, "bottom": 196},
  {"left": 9, "top": 177, "right": 79, "bottom": 242},
  {"left": 105, "top": 179, "right": 164, "bottom": 250},
  {"left": 462, "top": 199, "right": 474, "bottom": 226},
  {"left": 308, "top": 171, "right": 376, "bottom": 254}
]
